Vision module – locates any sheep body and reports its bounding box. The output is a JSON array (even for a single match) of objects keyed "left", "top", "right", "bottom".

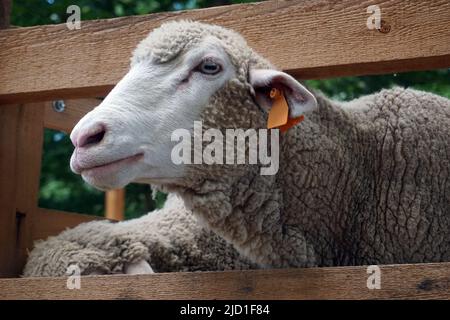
[{"left": 24, "top": 21, "right": 450, "bottom": 276}]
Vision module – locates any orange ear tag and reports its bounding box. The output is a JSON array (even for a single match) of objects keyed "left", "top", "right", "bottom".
[{"left": 267, "top": 88, "right": 305, "bottom": 133}]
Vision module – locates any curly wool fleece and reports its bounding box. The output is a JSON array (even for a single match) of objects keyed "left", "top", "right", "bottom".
[{"left": 24, "top": 21, "right": 449, "bottom": 276}]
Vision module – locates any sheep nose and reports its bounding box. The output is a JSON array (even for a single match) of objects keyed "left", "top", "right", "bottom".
[{"left": 71, "top": 123, "right": 107, "bottom": 148}]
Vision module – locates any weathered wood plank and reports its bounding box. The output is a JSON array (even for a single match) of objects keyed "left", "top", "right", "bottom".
[
  {"left": 0, "top": 0, "right": 11, "bottom": 29},
  {"left": 0, "top": 105, "right": 20, "bottom": 277},
  {"left": 0, "top": 103, "right": 44, "bottom": 277},
  {"left": 32, "top": 208, "right": 104, "bottom": 242},
  {"left": 0, "top": 0, "right": 15, "bottom": 280},
  {"left": 43, "top": 99, "right": 100, "bottom": 133},
  {"left": 1, "top": 0, "right": 449, "bottom": 104},
  {"left": 14, "top": 103, "right": 45, "bottom": 275},
  {"left": 0, "top": 263, "right": 448, "bottom": 299}
]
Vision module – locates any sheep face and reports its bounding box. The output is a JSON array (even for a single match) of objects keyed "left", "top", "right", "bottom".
[
  {"left": 70, "top": 38, "right": 238, "bottom": 189},
  {"left": 69, "top": 21, "right": 317, "bottom": 190}
]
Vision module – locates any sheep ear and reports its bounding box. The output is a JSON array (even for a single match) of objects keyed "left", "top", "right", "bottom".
[{"left": 249, "top": 69, "right": 317, "bottom": 118}]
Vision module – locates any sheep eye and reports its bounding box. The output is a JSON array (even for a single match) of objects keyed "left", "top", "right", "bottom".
[{"left": 197, "top": 60, "right": 222, "bottom": 75}]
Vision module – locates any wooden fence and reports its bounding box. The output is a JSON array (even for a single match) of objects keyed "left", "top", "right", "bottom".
[{"left": 0, "top": 0, "right": 449, "bottom": 299}]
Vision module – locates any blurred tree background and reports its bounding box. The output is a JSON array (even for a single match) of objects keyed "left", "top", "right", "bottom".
[{"left": 10, "top": 0, "right": 450, "bottom": 219}]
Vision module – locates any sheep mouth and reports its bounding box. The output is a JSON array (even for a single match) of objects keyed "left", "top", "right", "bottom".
[{"left": 76, "top": 153, "right": 144, "bottom": 175}]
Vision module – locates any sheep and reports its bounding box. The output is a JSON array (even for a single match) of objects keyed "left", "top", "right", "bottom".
[
  {"left": 23, "top": 194, "right": 254, "bottom": 276},
  {"left": 25, "top": 21, "right": 449, "bottom": 275}
]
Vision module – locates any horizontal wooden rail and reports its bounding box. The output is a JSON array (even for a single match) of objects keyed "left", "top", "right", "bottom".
[
  {"left": 32, "top": 208, "right": 103, "bottom": 242},
  {"left": 1, "top": 0, "right": 450, "bottom": 104},
  {"left": 43, "top": 99, "right": 100, "bottom": 133},
  {"left": 0, "top": 263, "right": 449, "bottom": 299}
]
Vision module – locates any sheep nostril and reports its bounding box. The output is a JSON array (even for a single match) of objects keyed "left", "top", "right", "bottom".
[
  {"left": 84, "top": 130, "right": 105, "bottom": 147},
  {"left": 77, "top": 125, "right": 106, "bottom": 148}
]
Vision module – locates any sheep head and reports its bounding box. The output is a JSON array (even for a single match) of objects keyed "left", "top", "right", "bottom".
[{"left": 70, "top": 21, "right": 317, "bottom": 190}]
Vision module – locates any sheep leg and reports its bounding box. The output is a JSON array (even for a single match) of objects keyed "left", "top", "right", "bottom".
[{"left": 124, "top": 260, "right": 154, "bottom": 275}]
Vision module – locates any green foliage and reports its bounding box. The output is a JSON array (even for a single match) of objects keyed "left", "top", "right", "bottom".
[
  {"left": 12, "top": 0, "right": 192, "bottom": 26},
  {"left": 12, "top": 1, "right": 449, "bottom": 220},
  {"left": 306, "top": 69, "right": 450, "bottom": 101},
  {"left": 11, "top": 0, "right": 256, "bottom": 27}
]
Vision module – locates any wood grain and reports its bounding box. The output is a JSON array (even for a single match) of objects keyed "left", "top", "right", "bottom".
[
  {"left": 0, "top": 263, "right": 448, "bottom": 299},
  {"left": 0, "top": 105, "right": 20, "bottom": 277},
  {"left": 1, "top": 0, "right": 449, "bottom": 104},
  {"left": 32, "top": 208, "right": 103, "bottom": 242},
  {"left": 0, "top": 0, "right": 11, "bottom": 29},
  {"left": 14, "top": 104, "right": 45, "bottom": 273},
  {"left": 43, "top": 98, "right": 100, "bottom": 133},
  {"left": 0, "top": 104, "right": 44, "bottom": 277}
]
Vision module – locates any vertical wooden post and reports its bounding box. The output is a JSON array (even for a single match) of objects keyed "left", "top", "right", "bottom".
[
  {"left": 0, "top": 105, "right": 20, "bottom": 277},
  {"left": 0, "top": 0, "right": 14, "bottom": 277},
  {"left": 0, "top": 0, "right": 11, "bottom": 29},
  {"left": 105, "top": 189, "right": 125, "bottom": 221},
  {"left": 0, "top": 103, "right": 44, "bottom": 277},
  {"left": 14, "top": 104, "right": 44, "bottom": 272}
]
